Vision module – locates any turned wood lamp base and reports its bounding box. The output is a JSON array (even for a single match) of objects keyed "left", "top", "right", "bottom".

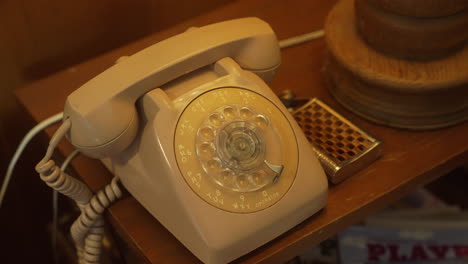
[{"left": 324, "top": 0, "right": 468, "bottom": 130}]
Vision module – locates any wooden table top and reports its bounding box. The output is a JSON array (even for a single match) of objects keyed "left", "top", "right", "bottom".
[{"left": 16, "top": 0, "right": 468, "bottom": 263}]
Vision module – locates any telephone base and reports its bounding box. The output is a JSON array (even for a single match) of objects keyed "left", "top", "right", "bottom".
[{"left": 102, "top": 58, "right": 328, "bottom": 264}]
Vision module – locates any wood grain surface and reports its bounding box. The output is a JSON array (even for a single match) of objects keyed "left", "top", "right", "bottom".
[
  {"left": 326, "top": 1, "right": 468, "bottom": 91},
  {"left": 368, "top": 0, "right": 468, "bottom": 18},
  {"left": 356, "top": 0, "right": 468, "bottom": 60},
  {"left": 325, "top": 0, "right": 468, "bottom": 130},
  {"left": 15, "top": 0, "right": 468, "bottom": 263}
]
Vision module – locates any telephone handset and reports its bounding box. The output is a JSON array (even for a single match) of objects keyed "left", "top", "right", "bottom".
[
  {"left": 64, "top": 18, "right": 328, "bottom": 264},
  {"left": 64, "top": 17, "right": 281, "bottom": 158}
]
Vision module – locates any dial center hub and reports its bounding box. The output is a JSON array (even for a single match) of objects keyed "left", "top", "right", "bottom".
[{"left": 217, "top": 121, "right": 264, "bottom": 171}]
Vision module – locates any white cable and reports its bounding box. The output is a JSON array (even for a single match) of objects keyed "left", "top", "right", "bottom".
[
  {"left": 57, "top": 150, "right": 80, "bottom": 228},
  {"left": 35, "top": 121, "right": 123, "bottom": 264},
  {"left": 35, "top": 121, "right": 93, "bottom": 262},
  {"left": 279, "top": 29, "right": 325, "bottom": 49},
  {"left": 61, "top": 150, "right": 80, "bottom": 172},
  {"left": 50, "top": 149, "right": 80, "bottom": 264},
  {"left": 0, "top": 112, "right": 63, "bottom": 208},
  {"left": 36, "top": 119, "right": 93, "bottom": 209},
  {"left": 71, "top": 177, "right": 123, "bottom": 264}
]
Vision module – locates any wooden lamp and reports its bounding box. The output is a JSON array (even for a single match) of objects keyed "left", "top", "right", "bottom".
[{"left": 324, "top": 0, "right": 468, "bottom": 130}]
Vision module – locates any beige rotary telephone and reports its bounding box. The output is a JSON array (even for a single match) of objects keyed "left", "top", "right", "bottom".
[{"left": 64, "top": 18, "right": 328, "bottom": 264}]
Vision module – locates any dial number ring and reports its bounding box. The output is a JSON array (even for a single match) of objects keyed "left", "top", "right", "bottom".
[{"left": 175, "top": 87, "right": 298, "bottom": 213}]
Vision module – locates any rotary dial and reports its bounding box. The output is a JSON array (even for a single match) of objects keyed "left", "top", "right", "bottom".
[
  {"left": 196, "top": 105, "right": 284, "bottom": 192},
  {"left": 175, "top": 87, "right": 298, "bottom": 213}
]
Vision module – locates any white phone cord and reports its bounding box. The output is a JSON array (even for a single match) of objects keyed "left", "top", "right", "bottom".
[
  {"left": 35, "top": 119, "right": 123, "bottom": 264},
  {"left": 279, "top": 29, "right": 324, "bottom": 49},
  {"left": 55, "top": 149, "right": 80, "bottom": 263},
  {"left": 0, "top": 112, "right": 64, "bottom": 208},
  {"left": 71, "top": 176, "right": 122, "bottom": 264}
]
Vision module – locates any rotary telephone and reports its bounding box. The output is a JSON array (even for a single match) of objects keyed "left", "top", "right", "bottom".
[{"left": 63, "top": 18, "right": 328, "bottom": 264}]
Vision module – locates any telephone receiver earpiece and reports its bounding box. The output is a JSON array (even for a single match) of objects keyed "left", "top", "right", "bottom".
[{"left": 64, "top": 17, "right": 281, "bottom": 158}]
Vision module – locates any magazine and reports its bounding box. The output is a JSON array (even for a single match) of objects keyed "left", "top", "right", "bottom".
[{"left": 339, "top": 226, "right": 468, "bottom": 264}]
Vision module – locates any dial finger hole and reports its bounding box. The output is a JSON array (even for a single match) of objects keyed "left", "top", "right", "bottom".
[
  {"left": 240, "top": 107, "right": 254, "bottom": 120},
  {"left": 252, "top": 171, "right": 266, "bottom": 185},
  {"left": 209, "top": 113, "right": 224, "bottom": 127},
  {"left": 220, "top": 169, "right": 234, "bottom": 185},
  {"left": 207, "top": 159, "right": 221, "bottom": 170},
  {"left": 199, "top": 127, "right": 215, "bottom": 141},
  {"left": 254, "top": 115, "right": 269, "bottom": 129},
  {"left": 223, "top": 106, "right": 237, "bottom": 120},
  {"left": 197, "top": 142, "right": 215, "bottom": 159},
  {"left": 237, "top": 174, "right": 250, "bottom": 189}
]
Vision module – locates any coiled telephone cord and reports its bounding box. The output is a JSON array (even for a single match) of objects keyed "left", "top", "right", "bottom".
[
  {"left": 72, "top": 177, "right": 122, "bottom": 264},
  {"left": 35, "top": 119, "right": 123, "bottom": 264}
]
